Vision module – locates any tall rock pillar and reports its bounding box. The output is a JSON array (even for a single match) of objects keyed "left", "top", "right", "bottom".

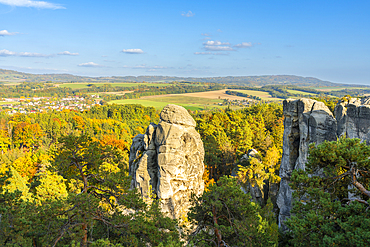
[
  {"left": 277, "top": 99, "right": 337, "bottom": 230},
  {"left": 129, "top": 104, "right": 205, "bottom": 219}
]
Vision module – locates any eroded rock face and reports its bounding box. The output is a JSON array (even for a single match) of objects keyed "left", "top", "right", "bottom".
[
  {"left": 129, "top": 104, "right": 205, "bottom": 219},
  {"left": 335, "top": 98, "right": 370, "bottom": 143},
  {"left": 278, "top": 97, "right": 370, "bottom": 230},
  {"left": 277, "top": 98, "right": 337, "bottom": 230}
]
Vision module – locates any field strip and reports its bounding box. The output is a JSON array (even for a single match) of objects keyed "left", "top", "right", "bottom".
[
  {"left": 141, "top": 89, "right": 252, "bottom": 101},
  {"left": 233, "top": 89, "right": 281, "bottom": 100}
]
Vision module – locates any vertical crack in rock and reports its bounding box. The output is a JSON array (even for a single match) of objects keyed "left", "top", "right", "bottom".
[
  {"left": 278, "top": 97, "right": 370, "bottom": 230},
  {"left": 277, "top": 98, "right": 337, "bottom": 230},
  {"left": 129, "top": 104, "right": 205, "bottom": 220}
]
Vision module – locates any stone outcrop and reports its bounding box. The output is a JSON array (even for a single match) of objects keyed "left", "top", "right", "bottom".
[
  {"left": 129, "top": 104, "right": 205, "bottom": 219},
  {"left": 277, "top": 97, "right": 370, "bottom": 230}
]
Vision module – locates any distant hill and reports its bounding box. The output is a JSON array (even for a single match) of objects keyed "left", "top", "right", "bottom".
[{"left": 0, "top": 68, "right": 366, "bottom": 87}]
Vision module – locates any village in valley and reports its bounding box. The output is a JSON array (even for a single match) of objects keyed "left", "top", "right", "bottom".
[{"left": 0, "top": 95, "right": 102, "bottom": 114}]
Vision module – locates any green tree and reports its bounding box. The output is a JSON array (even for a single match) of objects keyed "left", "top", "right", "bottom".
[
  {"left": 50, "top": 134, "right": 180, "bottom": 246},
  {"left": 0, "top": 134, "right": 181, "bottom": 246},
  {"left": 188, "top": 176, "right": 278, "bottom": 247},
  {"left": 285, "top": 137, "right": 370, "bottom": 246}
]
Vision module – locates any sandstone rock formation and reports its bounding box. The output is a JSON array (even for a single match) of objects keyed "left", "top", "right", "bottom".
[
  {"left": 129, "top": 104, "right": 205, "bottom": 219},
  {"left": 277, "top": 97, "right": 370, "bottom": 230}
]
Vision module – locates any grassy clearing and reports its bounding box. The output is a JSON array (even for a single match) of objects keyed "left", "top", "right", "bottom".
[
  {"left": 233, "top": 90, "right": 281, "bottom": 101},
  {"left": 287, "top": 89, "right": 317, "bottom": 95},
  {"left": 59, "top": 82, "right": 174, "bottom": 89}
]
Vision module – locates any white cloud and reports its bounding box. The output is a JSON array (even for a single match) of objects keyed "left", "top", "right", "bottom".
[
  {"left": 0, "top": 49, "right": 16, "bottom": 56},
  {"left": 0, "top": 30, "right": 17, "bottom": 36},
  {"left": 0, "top": 49, "right": 52, "bottom": 57},
  {"left": 217, "top": 29, "right": 222, "bottom": 32},
  {"left": 58, "top": 51, "right": 79, "bottom": 56},
  {"left": 234, "top": 42, "right": 253, "bottom": 48},
  {"left": 19, "top": 52, "right": 52, "bottom": 57},
  {"left": 194, "top": 52, "right": 229, "bottom": 55},
  {"left": 121, "top": 49, "right": 144, "bottom": 54},
  {"left": 203, "top": 40, "right": 230, "bottom": 46},
  {"left": 213, "top": 52, "right": 230, "bottom": 56},
  {"left": 181, "top": 11, "right": 194, "bottom": 17},
  {"left": 201, "top": 33, "right": 211, "bottom": 36},
  {"left": 0, "top": 0, "right": 65, "bottom": 9},
  {"left": 203, "top": 45, "right": 234, "bottom": 51},
  {"left": 194, "top": 52, "right": 212, "bottom": 55},
  {"left": 78, "top": 62, "right": 104, "bottom": 67}
]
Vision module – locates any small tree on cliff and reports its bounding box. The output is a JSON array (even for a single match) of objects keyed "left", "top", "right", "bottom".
[
  {"left": 285, "top": 137, "right": 370, "bottom": 246},
  {"left": 188, "top": 176, "right": 278, "bottom": 247}
]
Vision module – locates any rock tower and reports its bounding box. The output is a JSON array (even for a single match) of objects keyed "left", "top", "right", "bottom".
[
  {"left": 129, "top": 104, "right": 205, "bottom": 219},
  {"left": 277, "top": 97, "right": 370, "bottom": 229}
]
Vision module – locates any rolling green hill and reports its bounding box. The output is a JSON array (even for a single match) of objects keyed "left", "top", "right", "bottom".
[{"left": 1, "top": 68, "right": 366, "bottom": 88}]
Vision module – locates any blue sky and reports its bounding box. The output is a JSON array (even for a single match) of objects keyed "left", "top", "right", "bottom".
[{"left": 0, "top": 0, "right": 369, "bottom": 85}]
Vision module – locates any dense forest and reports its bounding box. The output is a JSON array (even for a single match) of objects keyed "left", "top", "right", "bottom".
[
  {"left": 1, "top": 78, "right": 370, "bottom": 246},
  {"left": 0, "top": 102, "right": 283, "bottom": 246}
]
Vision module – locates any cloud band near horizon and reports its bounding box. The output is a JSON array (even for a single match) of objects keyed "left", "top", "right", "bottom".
[{"left": 0, "top": 0, "right": 65, "bottom": 9}]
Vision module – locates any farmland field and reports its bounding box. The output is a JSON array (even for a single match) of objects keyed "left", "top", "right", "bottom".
[
  {"left": 175, "top": 89, "right": 253, "bottom": 100},
  {"left": 233, "top": 89, "right": 282, "bottom": 101}
]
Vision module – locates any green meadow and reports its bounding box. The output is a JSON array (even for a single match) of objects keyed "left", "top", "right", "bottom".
[{"left": 233, "top": 89, "right": 281, "bottom": 100}]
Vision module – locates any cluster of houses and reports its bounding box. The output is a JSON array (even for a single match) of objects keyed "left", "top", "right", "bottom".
[{"left": 0, "top": 96, "right": 102, "bottom": 114}]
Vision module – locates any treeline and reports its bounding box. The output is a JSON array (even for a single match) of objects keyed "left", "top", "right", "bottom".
[
  {"left": 0, "top": 82, "right": 225, "bottom": 101},
  {"left": 225, "top": 90, "right": 262, "bottom": 100},
  {"left": 0, "top": 104, "right": 157, "bottom": 153},
  {"left": 122, "top": 84, "right": 224, "bottom": 99},
  {"left": 227, "top": 85, "right": 370, "bottom": 100}
]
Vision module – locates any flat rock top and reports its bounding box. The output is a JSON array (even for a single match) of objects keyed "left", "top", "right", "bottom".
[{"left": 160, "top": 104, "right": 196, "bottom": 127}]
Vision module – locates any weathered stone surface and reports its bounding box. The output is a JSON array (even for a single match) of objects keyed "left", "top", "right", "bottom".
[
  {"left": 277, "top": 98, "right": 337, "bottom": 230},
  {"left": 278, "top": 97, "right": 370, "bottom": 229},
  {"left": 129, "top": 104, "right": 204, "bottom": 219},
  {"left": 336, "top": 99, "right": 370, "bottom": 143},
  {"left": 160, "top": 104, "right": 196, "bottom": 127}
]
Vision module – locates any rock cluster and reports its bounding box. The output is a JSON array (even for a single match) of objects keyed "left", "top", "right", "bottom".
[
  {"left": 129, "top": 104, "right": 205, "bottom": 219},
  {"left": 277, "top": 97, "right": 370, "bottom": 229}
]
